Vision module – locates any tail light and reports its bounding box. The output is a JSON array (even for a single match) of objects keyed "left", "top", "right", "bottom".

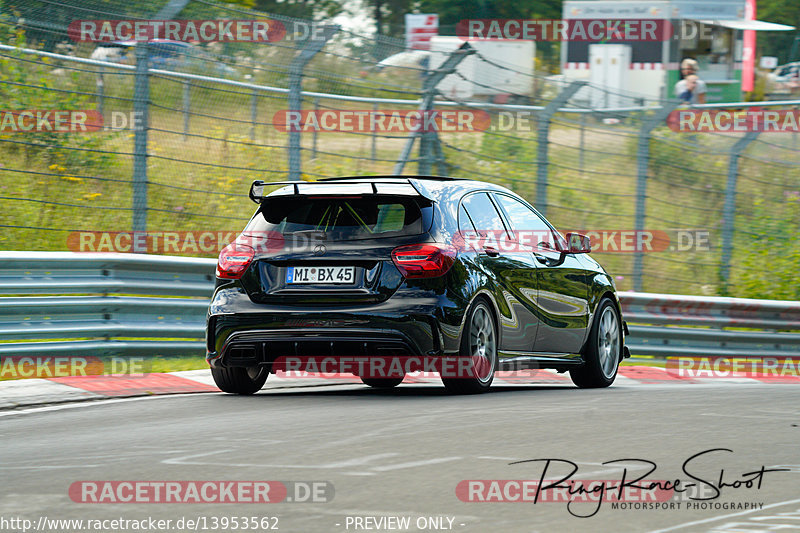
[
  {"left": 391, "top": 243, "right": 456, "bottom": 279},
  {"left": 216, "top": 243, "right": 255, "bottom": 279}
]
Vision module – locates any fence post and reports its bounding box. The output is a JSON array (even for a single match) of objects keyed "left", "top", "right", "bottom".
[
  {"left": 287, "top": 25, "right": 338, "bottom": 181},
  {"left": 182, "top": 80, "right": 190, "bottom": 141},
  {"left": 132, "top": 43, "right": 150, "bottom": 251},
  {"left": 371, "top": 101, "right": 378, "bottom": 162},
  {"left": 250, "top": 90, "right": 258, "bottom": 142},
  {"left": 311, "top": 97, "right": 320, "bottom": 159},
  {"left": 96, "top": 66, "right": 104, "bottom": 119},
  {"left": 719, "top": 130, "right": 760, "bottom": 294},
  {"left": 432, "top": 132, "right": 447, "bottom": 176},
  {"left": 393, "top": 42, "right": 474, "bottom": 175},
  {"left": 418, "top": 130, "right": 435, "bottom": 175},
  {"left": 535, "top": 81, "right": 586, "bottom": 217},
  {"left": 632, "top": 102, "right": 679, "bottom": 291},
  {"left": 578, "top": 111, "right": 585, "bottom": 177}
]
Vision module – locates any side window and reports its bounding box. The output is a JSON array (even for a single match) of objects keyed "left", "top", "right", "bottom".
[
  {"left": 494, "top": 194, "right": 558, "bottom": 250},
  {"left": 461, "top": 192, "right": 509, "bottom": 237}
]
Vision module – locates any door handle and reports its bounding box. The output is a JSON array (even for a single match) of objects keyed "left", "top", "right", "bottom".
[{"left": 484, "top": 247, "right": 500, "bottom": 257}]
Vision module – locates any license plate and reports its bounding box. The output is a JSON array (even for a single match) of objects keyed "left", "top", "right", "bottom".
[{"left": 286, "top": 266, "right": 355, "bottom": 284}]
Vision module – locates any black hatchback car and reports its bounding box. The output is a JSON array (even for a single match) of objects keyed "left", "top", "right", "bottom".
[{"left": 206, "top": 176, "right": 629, "bottom": 394}]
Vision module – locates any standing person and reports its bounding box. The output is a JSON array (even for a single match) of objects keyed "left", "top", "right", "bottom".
[{"left": 675, "top": 58, "right": 707, "bottom": 104}]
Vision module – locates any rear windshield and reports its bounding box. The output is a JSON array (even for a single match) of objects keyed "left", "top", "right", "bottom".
[{"left": 245, "top": 197, "right": 429, "bottom": 241}]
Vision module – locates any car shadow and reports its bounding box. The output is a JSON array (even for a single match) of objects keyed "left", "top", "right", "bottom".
[{"left": 243, "top": 383, "right": 580, "bottom": 398}]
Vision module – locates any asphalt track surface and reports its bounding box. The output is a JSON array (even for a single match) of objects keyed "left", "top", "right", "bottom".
[{"left": 1, "top": 381, "right": 799, "bottom": 533}]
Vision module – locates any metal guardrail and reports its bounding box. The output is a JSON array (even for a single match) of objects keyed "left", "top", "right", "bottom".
[
  {"left": 621, "top": 293, "right": 800, "bottom": 358},
  {"left": 0, "top": 252, "right": 214, "bottom": 356},
  {"left": 0, "top": 252, "right": 798, "bottom": 359}
]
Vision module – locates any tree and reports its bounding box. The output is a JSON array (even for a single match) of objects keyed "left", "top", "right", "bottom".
[
  {"left": 368, "top": 0, "right": 562, "bottom": 37},
  {"left": 251, "top": 0, "right": 344, "bottom": 20},
  {"left": 371, "top": 0, "right": 413, "bottom": 37},
  {"left": 418, "top": 0, "right": 561, "bottom": 25},
  {"left": 756, "top": 0, "right": 800, "bottom": 63},
  {"left": 162, "top": 0, "right": 346, "bottom": 22}
]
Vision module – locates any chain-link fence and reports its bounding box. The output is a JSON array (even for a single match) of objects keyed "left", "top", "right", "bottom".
[{"left": 1, "top": 0, "right": 798, "bottom": 299}]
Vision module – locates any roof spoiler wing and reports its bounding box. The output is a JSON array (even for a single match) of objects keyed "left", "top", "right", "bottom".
[{"left": 249, "top": 178, "right": 437, "bottom": 203}]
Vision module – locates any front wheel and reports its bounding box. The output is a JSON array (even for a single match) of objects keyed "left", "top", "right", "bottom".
[
  {"left": 442, "top": 299, "right": 497, "bottom": 394},
  {"left": 211, "top": 366, "right": 268, "bottom": 394},
  {"left": 570, "top": 298, "right": 622, "bottom": 388}
]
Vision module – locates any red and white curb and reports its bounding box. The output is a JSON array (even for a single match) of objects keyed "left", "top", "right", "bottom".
[{"left": 0, "top": 366, "right": 796, "bottom": 409}]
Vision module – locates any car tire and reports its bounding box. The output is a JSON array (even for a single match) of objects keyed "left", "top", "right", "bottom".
[
  {"left": 211, "top": 366, "right": 268, "bottom": 395},
  {"left": 360, "top": 376, "right": 404, "bottom": 388},
  {"left": 570, "top": 298, "right": 622, "bottom": 388},
  {"left": 443, "top": 299, "right": 497, "bottom": 394}
]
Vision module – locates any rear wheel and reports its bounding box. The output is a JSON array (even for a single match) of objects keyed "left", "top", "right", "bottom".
[
  {"left": 211, "top": 366, "right": 268, "bottom": 395},
  {"left": 570, "top": 298, "right": 621, "bottom": 388},
  {"left": 443, "top": 299, "right": 497, "bottom": 394},
  {"left": 360, "top": 376, "right": 404, "bottom": 388}
]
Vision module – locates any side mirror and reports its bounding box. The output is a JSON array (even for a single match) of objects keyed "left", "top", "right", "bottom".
[{"left": 565, "top": 232, "right": 591, "bottom": 254}]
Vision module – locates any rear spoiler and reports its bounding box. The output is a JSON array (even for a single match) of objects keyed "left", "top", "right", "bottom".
[{"left": 248, "top": 178, "right": 437, "bottom": 204}]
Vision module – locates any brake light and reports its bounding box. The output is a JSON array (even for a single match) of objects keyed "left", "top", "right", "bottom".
[
  {"left": 216, "top": 243, "right": 255, "bottom": 279},
  {"left": 391, "top": 243, "right": 456, "bottom": 279}
]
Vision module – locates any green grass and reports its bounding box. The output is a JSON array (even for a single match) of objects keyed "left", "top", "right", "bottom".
[{"left": 147, "top": 355, "right": 208, "bottom": 373}]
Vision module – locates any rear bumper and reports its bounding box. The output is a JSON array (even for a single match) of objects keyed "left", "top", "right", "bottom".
[
  {"left": 208, "top": 327, "right": 427, "bottom": 369},
  {"left": 206, "top": 289, "right": 463, "bottom": 368}
]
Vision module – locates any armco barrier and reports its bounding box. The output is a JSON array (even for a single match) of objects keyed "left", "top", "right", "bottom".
[
  {"left": 0, "top": 252, "right": 798, "bottom": 359},
  {"left": 0, "top": 252, "right": 214, "bottom": 356},
  {"left": 621, "top": 293, "right": 800, "bottom": 358}
]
